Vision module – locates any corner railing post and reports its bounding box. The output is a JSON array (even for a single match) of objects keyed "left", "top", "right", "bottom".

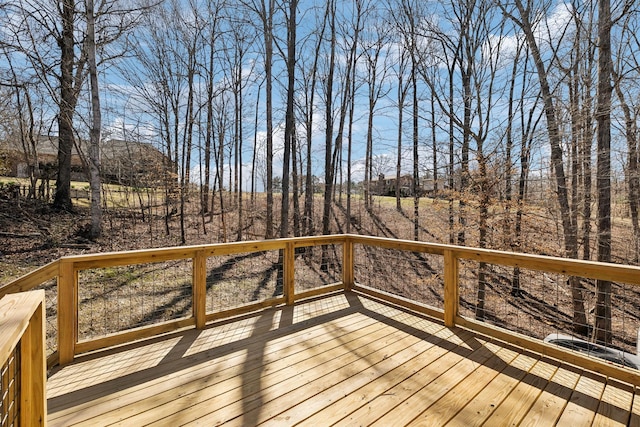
[
  {"left": 20, "top": 290, "right": 47, "bottom": 426},
  {"left": 58, "top": 259, "right": 77, "bottom": 365},
  {"left": 343, "top": 236, "right": 354, "bottom": 291},
  {"left": 284, "top": 241, "right": 295, "bottom": 305},
  {"left": 193, "top": 250, "right": 207, "bottom": 329},
  {"left": 443, "top": 249, "right": 459, "bottom": 327}
]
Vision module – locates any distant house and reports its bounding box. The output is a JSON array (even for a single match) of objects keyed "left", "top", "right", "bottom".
[
  {"left": 0, "top": 135, "right": 173, "bottom": 187},
  {"left": 99, "top": 139, "right": 174, "bottom": 187},
  {"left": 364, "top": 174, "right": 444, "bottom": 198},
  {"left": 365, "top": 174, "right": 421, "bottom": 197}
]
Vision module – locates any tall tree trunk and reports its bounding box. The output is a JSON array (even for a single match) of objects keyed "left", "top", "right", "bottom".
[
  {"left": 179, "top": 45, "right": 196, "bottom": 245},
  {"left": 396, "top": 77, "right": 404, "bottom": 212},
  {"left": 431, "top": 86, "right": 437, "bottom": 197},
  {"left": 86, "top": 0, "right": 101, "bottom": 239},
  {"left": 263, "top": 0, "right": 275, "bottom": 239},
  {"left": 512, "top": 50, "right": 541, "bottom": 296},
  {"left": 302, "top": 10, "right": 326, "bottom": 236},
  {"left": 509, "top": 0, "right": 588, "bottom": 334},
  {"left": 581, "top": 82, "right": 594, "bottom": 262},
  {"left": 613, "top": 71, "right": 640, "bottom": 262},
  {"left": 281, "top": 0, "right": 297, "bottom": 238},
  {"left": 346, "top": 65, "right": 356, "bottom": 233},
  {"left": 237, "top": 62, "right": 244, "bottom": 241},
  {"left": 457, "top": 61, "right": 471, "bottom": 246},
  {"left": 448, "top": 63, "right": 455, "bottom": 244},
  {"left": 504, "top": 43, "right": 519, "bottom": 249},
  {"left": 53, "top": 0, "right": 76, "bottom": 212},
  {"left": 322, "top": 0, "right": 336, "bottom": 241},
  {"left": 593, "top": 0, "right": 612, "bottom": 345},
  {"left": 412, "top": 56, "right": 419, "bottom": 242},
  {"left": 251, "top": 81, "right": 262, "bottom": 208},
  {"left": 579, "top": 6, "right": 596, "bottom": 263}
]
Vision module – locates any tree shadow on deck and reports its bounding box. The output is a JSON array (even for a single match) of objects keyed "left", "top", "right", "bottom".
[
  {"left": 47, "top": 292, "right": 636, "bottom": 425},
  {"left": 239, "top": 307, "right": 277, "bottom": 426},
  {"left": 353, "top": 295, "right": 636, "bottom": 425},
  {"left": 46, "top": 293, "right": 361, "bottom": 415}
]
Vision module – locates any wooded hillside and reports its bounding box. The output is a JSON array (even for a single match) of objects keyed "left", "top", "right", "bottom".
[{"left": 1, "top": 0, "right": 639, "bottom": 345}]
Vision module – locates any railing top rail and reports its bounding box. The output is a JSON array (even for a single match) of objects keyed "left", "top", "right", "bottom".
[
  {"left": 0, "top": 290, "right": 44, "bottom": 364},
  {"left": 0, "top": 261, "right": 58, "bottom": 300},
  {"left": 4, "top": 233, "right": 640, "bottom": 296},
  {"left": 61, "top": 235, "right": 349, "bottom": 269}
]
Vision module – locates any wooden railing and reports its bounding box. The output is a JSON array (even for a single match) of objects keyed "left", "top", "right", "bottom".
[
  {"left": 2, "top": 234, "right": 640, "bottom": 385},
  {"left": 0, "top": 290, "right": 47, "bottom": 426}
]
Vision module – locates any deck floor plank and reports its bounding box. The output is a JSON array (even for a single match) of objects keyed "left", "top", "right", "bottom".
[
  {"left": 181, "top": 305, "right": 450, "bottom": 426},
  {"left": 443, "top": 351, "right": 539, "bottom": 427},
  {"left": 138, "top": 317, "right": 407, "bottom": 426},
  {"left": 295, "top": 328, "right": 458, "bottom": 426},
  {"left": 406, "top": 343, "right": 520, "bottom": 426},
  {"left": 49, "top": 297, "right": 368, "bottom": 424},
  {"left": 481, "top": 358, "right": 559, "bottom": 425},
  {"left": 554, "top": 371, "right": 607, "bottom": 425},
  {"left": 44, "top": 292, "right": 640, "bottom": 427},
  {"left": 368, "top": 335, "right": 500, "bottom": 427},
  {"left": 337, "top": 330, "right": 482, "bottom": 426},
  {"left": 518, "top": 364, "right": 582, "bottom": 427},
  {"left": 257, "top": 324, "right": 452, "bottom": 426},
  {"left": 73, "top": 311, "right": 391, "bottom": 426},
  {"left": 50, "top": 315, "right": 382, "bottom": 423},
  {"left": 630, "top": 387, "right": 640, "bottom": 426},
  {"left": 592, "top": 379, "right": 635, "bottom": 426}
]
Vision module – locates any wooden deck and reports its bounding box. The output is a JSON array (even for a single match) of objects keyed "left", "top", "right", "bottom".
[{"left": 46, "top": 292, "right": 640, "bottom": 426}]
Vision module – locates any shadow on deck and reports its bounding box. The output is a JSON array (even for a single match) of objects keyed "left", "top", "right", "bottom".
[{"left": 47, "top": 291, "right": 640, "bottom": 426}]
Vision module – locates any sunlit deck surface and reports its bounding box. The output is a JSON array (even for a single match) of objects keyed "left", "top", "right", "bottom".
[{"left": 47, "top": 292, "right": 640, "bottom": 426}]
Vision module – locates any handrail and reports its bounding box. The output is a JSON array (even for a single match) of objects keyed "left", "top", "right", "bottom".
[
  {"left": 0, "top": 290, "right": 47, "bottom": 426},
  {"left": 2, "top": 234, "right": 640, "bottom": 384},
  {"left": 0, "top": 260, "right": 58, "bottom": 298}
]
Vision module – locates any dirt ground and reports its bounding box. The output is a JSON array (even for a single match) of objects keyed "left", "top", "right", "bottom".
[{"left": 3, "top": 191, "right": 640, "bottom": 357}]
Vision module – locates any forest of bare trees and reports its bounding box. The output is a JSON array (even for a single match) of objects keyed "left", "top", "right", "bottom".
[{"left": 1, "top": 0, "right": 640, "bottom": 344}]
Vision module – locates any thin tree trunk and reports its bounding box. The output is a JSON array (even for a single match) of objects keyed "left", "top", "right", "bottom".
[
  {"left": 280, "top": 0, "right": 297, "bottom": 238},
  {"left": 613, "top": 71, "right": 640, "bottom": 262},
  {"left": 509, "top": 0, "right": 588, "bottom": 334},
  {"left": 412, "top": 62, "right": 419, "bottom": 242},
  {"left": 264, "top": 0, "right": 275, "bottom": 239},
  {"left": 86, "top": 0, "right": 101, "bottom": 239}
]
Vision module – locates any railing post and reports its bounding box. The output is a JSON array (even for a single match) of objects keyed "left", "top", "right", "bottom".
[
  {"left": 443, "top": 249, "right": 459, "bottom": 328},
  {"left": 20, "top": 290, "right": 47, "bottom": 426},
  {"left": 193, "top": 250, "right": 207, "bottom": 329},
  {"left": 342, "top": 237, "right": 354, "bottom": 291},
  {"left": 284, "top": 242, "right": 295, "bottom": 305},
  {"left": 58, "top": 260, "right": 77, "bottom": 365}
]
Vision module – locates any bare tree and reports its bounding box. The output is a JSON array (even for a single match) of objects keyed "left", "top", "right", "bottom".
[
  {"left": 1, "top": 53, "right": 43, "bottom": 199},
  {"left": 503, "top": 0, "right": 588, "bottom": 334},
  {"left": 613, "top": 12, "right": 640, "bottom": 262},
  {"left": 86, "top": 0, "right": 101, "bottom": 238},
  {"left": 593, "top": 0, "right": 613, "bottom": 344},
  {"left": 390, "top": 0, "right": 425, "bottom": 241},
  {"left": 2, "top": 0, "right": 146, "bottom": 212},
  {"left": 321, "top": 0, "right": 337, "bottom": 240},
  {"left": 392, "top": 45, "right": 410, "bottom": 212},
  {"left": 241, "top": 0, "right": 276, "bottom": 239},
  {"left": 279, "top": 0, "right": 298, "bottom": 238},
  {"left": 362, "top": 8, "right": 392, "bottom": 212}
]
